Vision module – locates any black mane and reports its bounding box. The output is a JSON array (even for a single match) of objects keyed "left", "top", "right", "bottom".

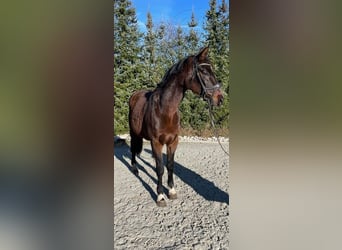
[{"left": 156, "top": 56, "right": 191, "bottom": 89}]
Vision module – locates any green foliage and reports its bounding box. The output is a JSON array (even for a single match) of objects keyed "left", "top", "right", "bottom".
[
  {"left": 142, "top": 11, "right": 159, "bottom": 88},
  {"left": 179, "top": 10, "right": 209, "bottom": 131},
  {"left": 114, "top": 0, "right": 144, "bottom": 134},
  {"left": 204, "top": 0, "right": 230, "bottom": 130},
  {"left": 180, "top": 92, "right": 210, "bottom": 131},
  {"left": 114, "top": 0, "right": 229, "bottom": 135}
]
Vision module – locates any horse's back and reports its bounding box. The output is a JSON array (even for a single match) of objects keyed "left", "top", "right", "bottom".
[{"left": 129, "top": 90, "right": 151, "bottom": 137}]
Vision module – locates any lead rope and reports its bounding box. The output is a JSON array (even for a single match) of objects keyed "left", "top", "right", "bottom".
[{"left": 207, "top": 100, "right": 230, "bottom": 157}]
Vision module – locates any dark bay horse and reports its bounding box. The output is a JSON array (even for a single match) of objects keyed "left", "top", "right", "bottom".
[{"left": 129, "top": 47, "right": 223, "bottom": 206}]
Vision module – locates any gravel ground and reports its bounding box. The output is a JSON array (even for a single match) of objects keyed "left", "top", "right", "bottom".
[{"left": 114, "top": 138, "right": 229, "bottom": 249}]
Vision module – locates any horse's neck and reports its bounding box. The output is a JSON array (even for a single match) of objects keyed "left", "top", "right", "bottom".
[{"left": 159, "top": 80, "right": 184, "bottom": 114}]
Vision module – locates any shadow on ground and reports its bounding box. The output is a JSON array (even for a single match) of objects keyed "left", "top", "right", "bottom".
[
  {"left": 114, "top": 141, "right": 158, "bottom": 202},
  {"left": 114, "top": 142, "right": 229, "bottom": 204}
]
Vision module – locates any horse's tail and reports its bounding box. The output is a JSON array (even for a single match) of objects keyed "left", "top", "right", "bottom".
[
  {"left": 128, "top": 90, "right": 150, "bottom": 156},
  {"left": 130, "top": 133, "right": 143, "bottom": 156}
]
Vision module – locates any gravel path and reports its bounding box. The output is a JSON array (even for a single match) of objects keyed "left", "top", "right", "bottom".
[{"left": 114, "top": 138, "right": 229, "bottom": 250}]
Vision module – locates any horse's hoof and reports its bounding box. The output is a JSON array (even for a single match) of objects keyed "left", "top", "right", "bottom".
[
  {"left": 132, "top": 168, "right": 139, "bottom": 175},
  {"left": 168, "top": 188, "right": 177, "bottom": 200},
  {"left": 156, "top": 200, "right": 167, "bottom": 207},
  {"left": 168, "top": 193, "right": 177, "bottom": 200},
  {"left": 156, "top": 194, "right": 167, "bottom": 207}
]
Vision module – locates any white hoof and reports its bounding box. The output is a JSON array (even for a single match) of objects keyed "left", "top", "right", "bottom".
[
  {"left": 156, "top": 194, "right": 167, "bottom": 207},
  {"left": 169, "top": 188, "right": 176, "bottom": 195},
  {"left": 157, "top": 193, "right": 166, "bottom": 202},
  {"left": 168, "top": 188, "right": 177, "bottom": 200}
]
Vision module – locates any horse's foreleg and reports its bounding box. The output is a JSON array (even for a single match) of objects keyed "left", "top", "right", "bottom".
[
  {"left": 151, "top": 140, "right": 166, "bottom": 207},
  {"left": 166, "top": 137, "right": 178, "bottom": 199}
]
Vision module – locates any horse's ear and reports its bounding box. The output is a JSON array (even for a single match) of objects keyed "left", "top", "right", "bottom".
[{"left": 196, "top": 47, "right": 209, "bottom": 61}]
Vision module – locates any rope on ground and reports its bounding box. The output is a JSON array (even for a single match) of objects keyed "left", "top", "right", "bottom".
[{"left": 207, "top": 101, "right": 230, "bottom": 157}]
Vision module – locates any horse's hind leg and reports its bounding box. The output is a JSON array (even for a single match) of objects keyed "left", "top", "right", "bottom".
[
  {"left": 166, "top": 137, "right": 178, "bottom": 200},
  {"left": 130, "top": 133, "right": 142, "bottom": 175},
  {"left": 151, "top": 140, "right": 166, "bottom": 207}
]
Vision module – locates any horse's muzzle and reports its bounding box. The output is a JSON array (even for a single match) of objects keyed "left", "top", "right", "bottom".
[
  {"left": 212, "top": 90, "right": 224, "bottom": 106},
  {"left": 217, "top": 94, "right": 224, "bottom": 106}
]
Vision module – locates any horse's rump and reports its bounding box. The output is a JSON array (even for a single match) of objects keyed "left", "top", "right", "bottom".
[{"left": 129, "top": 90, "right": 151, "bottom": 136}]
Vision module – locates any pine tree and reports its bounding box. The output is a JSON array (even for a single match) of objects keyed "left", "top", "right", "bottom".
[
  {"left": 151, "top": 22, "right": 165, "bottom": 84},
  {"left": 114, "top": 0, "right": 143, "bottom": 134},
  {"left": 187, "top": 11, "right": 200, "bottom": 54},
  {"left": 216, "top": 0, "right": 230, "bottom": 129},
  {"left": 175, "top": 26, "right": 186, "bottom": 60},
  {"left": 205, "top": 0, "right": 219, "bottom": 56},
  {"left": 216, "top": 0, "right": 229, "bottom": 91},
  {"left": 217, "top": 0, "right": 229, "bottom": 55},
  {"left": 154, "top": 22, "right": 175, "bottom": 79},
  {"left": 145, "top": 12, "right": 155, "bottom": 64},
  {"left": 180, "top": 11, "right": 209, "bottom": 132},
  {"left": 142, "top": 11, "right": 158, "bottom": 88},
  {"left": 204, "top": 0, "right": 230, "bottom": 131}
]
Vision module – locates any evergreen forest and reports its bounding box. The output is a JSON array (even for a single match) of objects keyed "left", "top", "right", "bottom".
[{"left": 114, "top": 0, "right": 229, "bottom": 136}]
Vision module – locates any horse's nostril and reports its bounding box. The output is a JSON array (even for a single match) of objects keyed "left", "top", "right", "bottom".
[{"left": 218, "top": 96, "right": 224, "bottom": 105}]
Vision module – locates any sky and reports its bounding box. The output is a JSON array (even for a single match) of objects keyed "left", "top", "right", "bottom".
[{"left": 131, "top": 0, "right": 216, "bottom": 33}]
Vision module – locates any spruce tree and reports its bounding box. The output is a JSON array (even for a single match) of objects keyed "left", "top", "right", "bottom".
[
  {"left": 187, "top": 11, "right": 200, "bottom": 54},
  {"left": 114, "top": 0, "right": 143, "bottom": 134},
  {"left": 175, "top": 26, "right": 186, "bottom": 60},
  {"left": 216, "top": 0, "right": 230, "bottom": 130},
  {"left": 205, "top": 0, "right": 219, "bottom": 56},
  {"left": 142, "top": 11, "right": 158, "bottom": 88},
  {"left": 154, "top": 22, "right": 176, "bottom": 79},
  {"left": 204, "top": 0, "right": 230, "bottom": 132},
  {"left": 180, "top": 11, "right": 210, "bottom": 133},
  {"left": 154, "top": 22, "right": 168, "bottom": 78}
]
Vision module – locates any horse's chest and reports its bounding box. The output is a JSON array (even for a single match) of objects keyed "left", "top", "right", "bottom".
[
  {"left": 155, "top": 113, "right": 179, "bottom": 145},
  {"left": 160, "top": 113, "right": 179, "bottom": 132},
  {"left": 159, "top": 133, "right": 177, "bottom": 145}
]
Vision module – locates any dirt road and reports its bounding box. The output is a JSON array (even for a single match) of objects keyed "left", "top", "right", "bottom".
[{"left": 114, "top": 139, "right": 229, "bottom": 249}]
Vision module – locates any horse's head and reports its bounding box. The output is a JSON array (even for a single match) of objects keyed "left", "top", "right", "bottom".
[{"left": 188, "top": 47, "right": 224, "bottom": 106}]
